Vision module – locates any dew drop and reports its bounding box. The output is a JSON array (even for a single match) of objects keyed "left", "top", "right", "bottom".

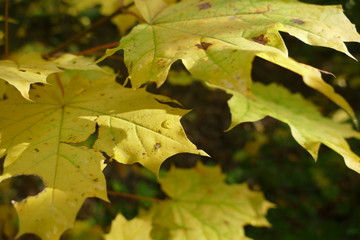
[{"left": 161, "top": 120, "right": 172, "bottom": 129}]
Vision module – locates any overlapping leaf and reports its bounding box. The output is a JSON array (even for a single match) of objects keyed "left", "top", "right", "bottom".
[
  {"left": 0, "top": 69, "right": 203, "bottom": 239},
  {"left": 227, "top": 82, "right": 360, "bottom": 173},
  {"left": 103, "top": 0, "right": 360, "bottom": 118},
  {"left": 0, "top": 52, "right": 111, "bottom": 101},
  {"left": 0, "top": 53, "right": 61, "bottom": 100},
  {"left": 105, "top": 213, "right": 153, "bottom": 240},
  {"left": 150, "top": 163, "right": 274, "bottom": 240}
]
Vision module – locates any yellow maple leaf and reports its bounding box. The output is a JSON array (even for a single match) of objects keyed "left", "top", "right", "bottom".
[
  {"left": 151, "top": 163, "right": 274, "bottom": 240},
  {"left": 0, "top": 69, "right": 203, "bottom": 239},
  {"left": 102, "top": 0, "right": 360, "bottom": 119},
  {"left": 0, "top": 53, "right": 61, "bottom": 100},
  {"left": 105, "top": 213, "right": 153, "bottom": 240},
  {"left": 228, "top": 82, "right": 360, "bottom": 173}
]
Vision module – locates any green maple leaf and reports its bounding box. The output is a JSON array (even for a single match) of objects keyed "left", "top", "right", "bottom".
[
  {"left": 0, "top": 69, "right": 203, "bottom": 239},
  {"left": 105, "top": 213, "right": 153, "bottom": 240},
  {"left": 102, "top": 0, "right": 360, "bottom": 119},
  {"left": 228, "top": 82, "right": 360, "bottom": 173},
  {"left": 150, "top": 163, "right": 274, "bottom": 240}
]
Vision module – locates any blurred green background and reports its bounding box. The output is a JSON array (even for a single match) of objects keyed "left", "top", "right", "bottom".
[{"left": 0, "top": 0, "right": 359, "bottom": 239}]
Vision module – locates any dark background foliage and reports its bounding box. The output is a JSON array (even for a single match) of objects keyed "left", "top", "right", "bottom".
[{"left": 0, "top": 0, "right": 359, "bottom": 239}]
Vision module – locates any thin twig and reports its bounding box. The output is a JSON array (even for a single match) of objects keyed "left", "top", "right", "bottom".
[
  {"left": 107, "top": 191, "right": 164, "bottom": 203},
  {"left": 77, "top": 41, "right": 119, "bottom": 56},
  {"left": 81, "top": 51, "right": 124, "bottom": 61},
  {"left": 3, "top": 0, "right": 9, "bottom": 59},
  {"left": 47, "top": 2, "right": 134, "bottom": 57}
]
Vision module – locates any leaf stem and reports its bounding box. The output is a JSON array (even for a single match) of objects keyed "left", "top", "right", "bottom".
[
  {"left": 47, "top": 2, "right": 134, "bottom": 57},
  {"left": 55, "top": 73, "right": 65, "bottom": 97},
  {"left": 122, "top": 8, "right": 146, "bottom": 23},
  {"left": 107, "top": 191, "right": 164, "bottom": 203},
  {"left": 3, "top": 0, "right": 9, "bottom": 59}
]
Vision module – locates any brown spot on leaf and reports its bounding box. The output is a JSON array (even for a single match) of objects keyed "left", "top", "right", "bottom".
[
  {"left": 253, "top": 5, "right": 271, "bottom": 14},
  {"left": 198, "top": 2, "right": 211, "bottom": 10},
  {"left": 291, "top": 18, "right": 305, "bottom": 24},
  {"left": 195, "top": 42, "right": 212, "bottom": 50},
  {"left": 19, "top": 69, "right": 26, "bottom": 72},
  {"left": 252, "top": 34, "right": 270, "bottom": 45},
  {"left": 154, "top": 143, "right": 161, "bottom": 150}
]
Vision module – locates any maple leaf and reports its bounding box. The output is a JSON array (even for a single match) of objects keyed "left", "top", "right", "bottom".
[
  {"left": 0, "top": 69, "right": 203, "bottom": 239},
  {"left": 150, "top": 163, "right": 274, "bottom": 240},
  {"left": 53, "top": 54, "right": 104, "bottom": 71},
  {"left": 105, "top": 213, "right": 153, "bottom": 240},
  {"left": 0, "top": 53, "right": 61, "bottom": 100},
  {"left": 227, "top": 82, "right": 360, "bottom": 173},
  {"left": 102, "top": 0, "right": 360, "bottom": 119}
]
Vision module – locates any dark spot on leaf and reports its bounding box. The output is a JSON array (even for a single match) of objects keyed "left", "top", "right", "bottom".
[
  {"left": 35, "top": 94, "right": 40, "bottom": 98},
  {"left": 154, "top": 143, "right": 161, "bottom": 150},
  {"left": 291, "top": 18, "right": 305, "bottom": 24},
  {"left": 253, "top": 5, "right": 271, "bottom": 14},
  {"left": 198, "top": 2, "right": 211, "bottom": 10},
  {"left": 93, "top": 178, "right": 98, "bottom": 182},
  {"left": 142, "top": 153, "right": 146, "bottom": 156},
  {"left": 195, "top": 42, "right": 212, "bottom": 50},
  {"left": 19, "top": 69, "right": 26, "bottom": 72},
  {"left": 34, "top": 148, "right": 39, "bottom": 152},
  {"left": 36, "top": 72, "right": 41, "bottom": 75},
  {"left": 100, "top": 93, "right": 105, "bottom": 96},
  {"left": 252, "top": 34, "right": 270, "bottom": 45}
]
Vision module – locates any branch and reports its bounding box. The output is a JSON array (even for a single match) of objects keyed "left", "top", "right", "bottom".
[
  {"left": 107, "top": 191, "right": 164, "bottom": 203},
  {"left": 3, "top": 0, "right": 9, "bottom": 59},
  {"left": 77, "top": 41, "right": 120, "bottom": 56},
  {"left": 47, "top": 2, "right": 134, "bottom": 57}
]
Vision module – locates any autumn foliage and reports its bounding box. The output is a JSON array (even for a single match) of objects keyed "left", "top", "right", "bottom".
[{"left": 0, "top": 0, "right": 359, "bottom": 239}]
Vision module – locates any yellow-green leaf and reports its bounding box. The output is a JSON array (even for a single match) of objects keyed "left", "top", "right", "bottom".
[
  {"left": 227, "top": 82, "right": 360, "bottom": 173},
  {"left": 53, "top": 54, "right": 103, "bottom": 71},
  {"left": 0, "top": 69, "right": 202, "bottom": 239},
  {"left": 104, "top": 0, "right": 360, "bottom": 118},
  {"left": 151, "top": 163, "right": 274, "bottom": 240},
  {"left": 105, "top": 213, "right": 153, "bottom": 240},
  {"left": 14, "top": 187, "right": 101, "bottom": 240},
  {"left": 0, "top": 53, "right": 61, "bottom": 100}
]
